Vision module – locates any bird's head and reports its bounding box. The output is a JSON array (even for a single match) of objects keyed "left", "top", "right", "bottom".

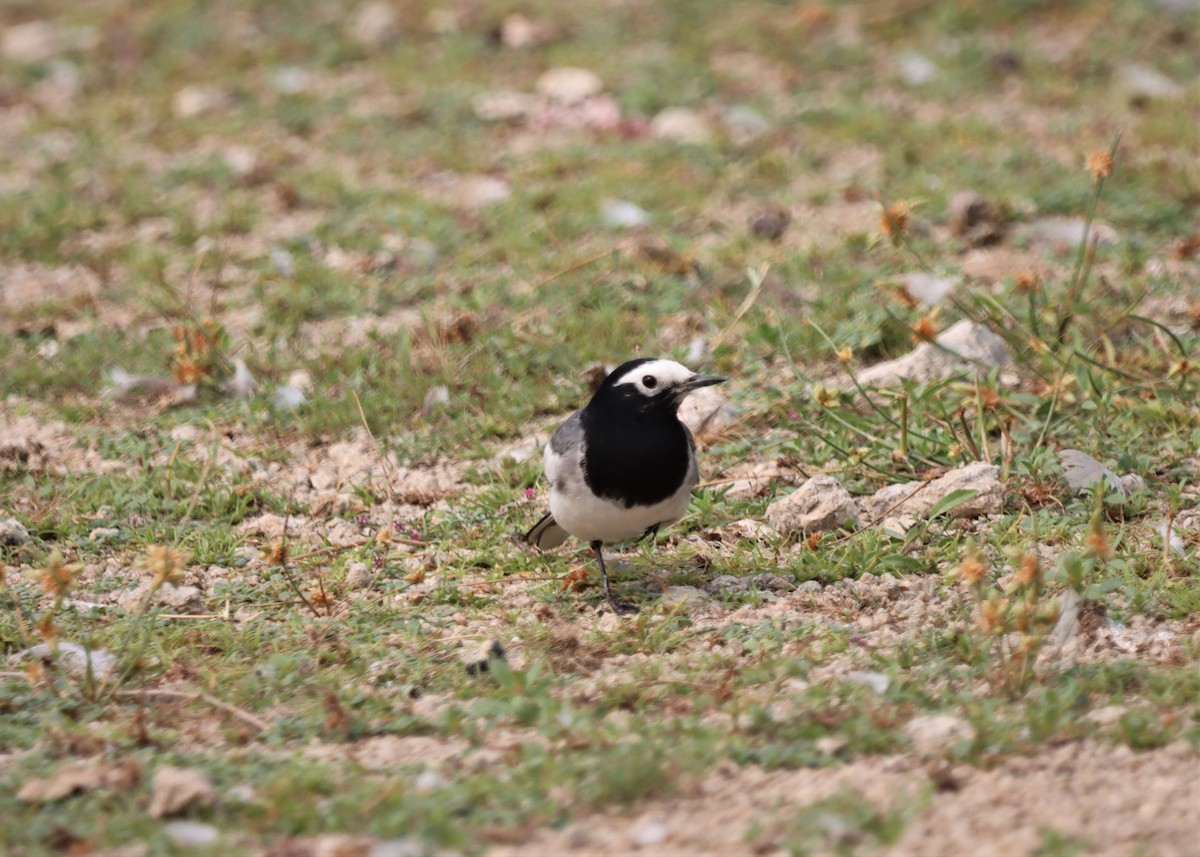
[{"left": 588, "top": 358, "right": 726, "bottom": 416}]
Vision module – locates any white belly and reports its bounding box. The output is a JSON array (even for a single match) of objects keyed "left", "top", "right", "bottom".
[{"left": 549, "top": 479, "right": 693, "bottom": 544}]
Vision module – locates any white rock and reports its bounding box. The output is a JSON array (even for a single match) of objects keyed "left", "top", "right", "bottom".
[
  {"left": 1157, "top": 521, "right": 1185, "bottom": 556},
  {"left": 660, "top": 586, "right": 710, "bottom": 607},
  {"left": 725, "top": 518, "right": 777, "bottom": 541},
  {"left": 150, "top": 767, "right": 217, "bottom": 818},
  {"left": 498, "top": 14, "right": 554, "bottom": 49},
  {"left": 859, "top": 461, "right": 1004, "bottom": 521},
  {"left": 350, "top": 1, "right": 401, "bottom": 47},
  {"left": 118, "top": 582, "right": 204, "bottom": 615},
  {"left": 600, "top": 199, "right": 651, "bottom": 229},
  {"left": 629, "top": 817, "right": 670, "bottom": 848},
  {"left": 1084, "top": 705, "right": 1127, "bottom": 726},
  {"left": 846, "top": 671, "right": 890, "bottom": 694},
  {"left": 1050, "top": 589, "right": 1081, "bottom": 646},
  {"left": 1119, "top": 473, "right": 1147, "bottom": 496},
  {"left": 1015, "top": 217, "right": 1119, "bottom": 250},
  {"left": 0, "top": 516, "right": 31, "bottom": 545},
  {"left": 678, "top": 385, "right": 735, "bottom": 436},
  {"left": 275, "top": 384, "right": 307, "bottom": 409},
  {"left": 898, "top": 51, "right": 939, "bottom": 85},
  {"left": 345, "top": 561, "right": 372, "bottom": 590},
  {"left": 650, "top": 107, "right": 712, "bottom": 144},
  {"left": 900, "top": 272, "right": 956, "bottom": 306},
  {"left": 904, "top": 714, "right": 974, "bottom": 755},
  {"left": 170, "top": 421, "right": 200, "bottom": 441},
  {"left": 472, "top": 89, "right": 539, "bottom": 122},
  {"left": 223, "top": 145, "right": 259, "bottom": 177},
  {"left": 272, "top": 66, "right": 313, "bottom": 94},
  {"left": 370, "top": 839, "right": 434, "bottom": 857},
  {"left": 88, "top": 527, "right": 120, "bottom": 541},
  {"left": 2, "top": 20, "right": 94, "bottom": 63},
  {"left": 536, "top": 67, "right": 603, "bottom": 104},
  {"left": 270, "top": 247, "right": 295, "bottom": 277},
  {"left": 451, "top": 175, "right": 510, "bottom": 208},
  {"left": 1118, "top": 63, "right": 1185, "bottom": 101},
  {"left": 8, "top": 642, "right": 116, "bottom": 680},
  {"left": 721, "top": 105, "right": 769, "bottom": 142},
  {"left": 766, "top": 475, "right": 859, "bottom": 535},
  {"left": 857, "top": 319, "right": 1011, "bottom": 386},
  {"left": 163, "top": 821, "right": 219, "bottom": 847},
  {"left": 422, "top": 384, "right": 450, "bottom": 416},
  {"left": 172, "top": 84, "right": 228, "bottom": 119},
  {"left": 413, "top": 769, "right": 444, "bottom": 792}
]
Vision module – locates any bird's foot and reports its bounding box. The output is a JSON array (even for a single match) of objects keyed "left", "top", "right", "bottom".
[{"left": 604, "top": 596, "right": 640, "bottom": 616}]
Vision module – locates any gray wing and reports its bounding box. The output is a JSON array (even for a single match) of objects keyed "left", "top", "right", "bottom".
[
  {"left": 545, "top": 411, "right": 584, "bottom": 485},
  {"left": 525, "top": 512, "right": 569, "bottom": 549},
  {"left": 526, "top": 411, "right": 585, "bottom": 550}
]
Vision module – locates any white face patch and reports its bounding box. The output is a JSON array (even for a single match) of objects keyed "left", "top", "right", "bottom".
[{"left": 610, "top": 359, "right": 696, "bottom": 397}]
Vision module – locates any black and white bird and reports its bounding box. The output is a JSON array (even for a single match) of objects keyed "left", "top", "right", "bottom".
[{"left": 525, "top": 358, "right": 726, "bottom": 613}]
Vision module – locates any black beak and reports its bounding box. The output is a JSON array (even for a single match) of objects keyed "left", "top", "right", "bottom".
[{"left": 679, "top": 374, "right": 727, "bottom": 392}]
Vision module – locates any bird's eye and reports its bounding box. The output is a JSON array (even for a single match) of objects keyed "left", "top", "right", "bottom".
[{"left": 642, "top": 375, "right": 658, "bottom": 389}]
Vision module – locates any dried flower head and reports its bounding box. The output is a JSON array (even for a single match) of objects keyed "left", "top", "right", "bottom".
[
  {"left": 959, "top": 542, "right": 988, "bottom": 587},
  {"left": 145, "top": 545, "right": 188, "bottom": 589},
  {"left": 308, "top": 582, "right": 334, "bottom": 609},
  {"left": 813, "top": 385, "right": 836, "bottom": 407},
  {"left": 36, "top": 550, "right": 81, "bottom": 600},
  {"left": 977, "top": 595, "right": 1008, "bottom": 635},
  {"left": 406, "top": 567, "right": 426, "bottom": 585},
  {"left": 1086, "top": 149, "right": 1113, "bottom": 181},
  {"left": 37, "top": 612, "right": 58, "bottom": 643},
  {"left": 374, "top": 527, "right": 393, "bottom": 546},
  {"left": 1014, "top": 270, "right": 1042, "bottom": 293},
  {"left": 912, "top": 314, "right": 938, "bottom": 341},
  {"left": 879, "top": 201, "right": 911, "bottom": 241},
  {"left": 1086, "top": 509, "right": 1113, "bottom": 561},
  {"left": 1014, "top": 552, "right": 1041, "bottom": 587},
  {"left": 835, "top": 346, "right": 853, "bottom": 364},
  {"left": 261, "top": 539, "right": 288, "bottom": 565}
]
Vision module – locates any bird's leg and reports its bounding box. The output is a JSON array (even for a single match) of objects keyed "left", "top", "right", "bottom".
[{"left": 592, "top": 540, "right": 637, "bottom": 615}]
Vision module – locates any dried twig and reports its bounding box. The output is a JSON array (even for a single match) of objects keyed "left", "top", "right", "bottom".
[{"left": 117, "top": 688, "right": 270, "bottom": 733}]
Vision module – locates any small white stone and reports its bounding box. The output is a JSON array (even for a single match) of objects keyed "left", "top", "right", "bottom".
[
  {"left": 536, "top": 67, "right": 603, "bottom": 104},
  {"left": 904, "top": 714, "right": 974, "bottom": 756},
  {"left": 650, "top": 107, "right": 712, "bottom": 144},
  {"left": 600, "top": 199, "right": 651, "bottom": 229},
  {"left": 1118, "top": 63, "right": 1185, "bottom": 100},
  {"left": 272, "top": 66, "right": 313, "bottom": 94},
  {"left": 900, "top": 272, "right": 956, "bottom": 306},
  {"left": 0, "top": 516, "right": 32, "bottom": 546},
  {"left": 172, "top": 84, "right": 227, "bottom": 119},
  {"left": 660, "top": 585, "right": 710, "bottom": 607},
  {"left": 856, "top": 319, "right": 1011, "bottom": 386},
  {"left": 349, "top": 1, "right": 401, "bottom": 47},
  {"left": 898, "top": 51, "right": 938, "bottom": 85},
  {"left": 162, "top": 821, "right": 219, "bottom": 847},
  {"left": 721, "top": 104, "right": 769, "bottom": 141},
  {"left": 846, "top": 671, "right": 890, "bottom": 694},
  {"left": 345, "top": 561, "right": 373, "bottom": 590},
  {"left": 766, "top": 475, "right": 859, "bottom": 535},
  {"left": 472, "top": 89, "right": 539, "bottom": 122},
  {"left": 223, "top": 145, "right": 259, "bottom": 177},
  {"left": 678, "top": 385, "right": 735, "bottom": 436},
  {"left": 629, "top": 818, "right": 670, "bottom": 848}
]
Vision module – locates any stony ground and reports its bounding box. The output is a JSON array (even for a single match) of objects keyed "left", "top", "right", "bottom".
[{"left": 2, "top": 1, "right": 1200, "bottom": 855}]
